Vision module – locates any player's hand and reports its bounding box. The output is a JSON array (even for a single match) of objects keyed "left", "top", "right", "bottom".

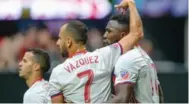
[{"left": 114, "top": 0, "right": 135, "bottom": 14}]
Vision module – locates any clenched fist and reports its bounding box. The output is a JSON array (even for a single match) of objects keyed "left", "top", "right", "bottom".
[{"left": 114, "top": 0, "right": 135, "bottom": 14}]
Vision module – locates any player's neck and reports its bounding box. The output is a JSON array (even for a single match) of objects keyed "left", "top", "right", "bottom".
[
  {"left": 68, "top": 44, "right": 86, "bottom": 58},
  {"left": 26, "top": 74, "right": 43, "bottom": 88}
]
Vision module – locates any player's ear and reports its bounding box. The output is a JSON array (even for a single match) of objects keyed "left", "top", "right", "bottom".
[
  {"left": 120, "top": 32, "right": 126, "bottom": 38},
  {"left": 33, "top": 63, "right": 40, "bottom": 71},
  {"left": 66, "top": 37, "right": 72, "bottom": 48}
]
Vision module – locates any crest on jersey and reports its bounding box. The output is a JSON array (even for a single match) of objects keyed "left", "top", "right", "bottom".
[{"left": 120, "top": 71, "right": 129, "bottom": 80}]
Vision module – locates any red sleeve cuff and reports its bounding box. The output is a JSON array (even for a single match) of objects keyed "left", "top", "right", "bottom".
[
  {"left": 115, "top": 81, "right": 135, "bottom": 87},
  {"left": 51, "top": 92, "right": 63, "bottom": 98}
]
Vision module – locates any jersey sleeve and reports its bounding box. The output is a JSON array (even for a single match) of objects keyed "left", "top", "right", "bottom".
[
  {"left": 48, "top": 84, "right": 62, "bottom": 98},
  {"left": 97, "top": 43, "right": 123, "bottom": 72},
  {"left": 23, "top": 93, "right": 46, "bottom": 103},
  {"left": 49, "top": 67, "right": 62, "bottom": 92},
  {"left": 114, "top": 57, "right": 141, "bottom": 85}
]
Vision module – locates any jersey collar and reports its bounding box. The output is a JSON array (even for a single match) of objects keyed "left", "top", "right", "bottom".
[
  {"left": 69, "top": 49, "right": 87, "bottom": 58},
  {"left": 31, "top": 77, "right": 43, "bottom": 87}
]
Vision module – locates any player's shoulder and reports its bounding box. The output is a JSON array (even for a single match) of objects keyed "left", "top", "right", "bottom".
[
  {"left": 80, "top": 50, "right": 100, "bottom": 58},
  {"left": 29, "top": 80, "right": 49, "bottom": 92},
  {"left": 116, "top": 46, "right": 144, "bottom": 65},
  {"left": 23, "top": 87, "right": 46, "bottom": 103},
  {"left": 40, "top": 80, "right": 51, "bottom": 90},
  {"left": 51, "top": 61, "right": 67, "bottom": 73},
  {"left": 23, "top": 90, "right": 35, "bottom": 102},
  {"left": 95, "top": 43, "right": 120, "bottom": 52},
  {"left": 121, "top": 47, "right": 143, "bottom": 59},
  {"left": 33, "top": 80, "right": 58, "bottom": 97},
  {"left": 24, "top": 88, "right": 31, "bottom": 98},
  {"left": 40, "top": 80, "right": 57, "bottom": 94},
  {"left": 25, "top": 86, "right": 42, "bottom": 97}
]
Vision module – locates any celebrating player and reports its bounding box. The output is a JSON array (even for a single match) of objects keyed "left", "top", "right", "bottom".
[
  {"left": 18, "top": 48, "right": 63, "bottom": 103},
  {"left": 103, "top": 0, "right": 164, "bottom": 103},
  {"left": 49, "top": 0, "right": 143, "bottom": 103}
]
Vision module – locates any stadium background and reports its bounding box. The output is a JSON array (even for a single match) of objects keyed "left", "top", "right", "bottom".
[{"left": 0, "top": 0, "right": 188, "bottom": 103}]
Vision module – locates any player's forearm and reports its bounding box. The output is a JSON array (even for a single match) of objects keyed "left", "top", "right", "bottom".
[
  {"left": 128, "top": 1, "right": 143, "bottom": 34},
  {"left": 105, "top": 84, "right": 132, "bottom": 103},
  {"left": 118, "top": 1, "right": 143, "bottom": 53}
]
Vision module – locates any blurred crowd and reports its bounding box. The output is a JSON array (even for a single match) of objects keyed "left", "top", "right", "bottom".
[
  {"left": 0, "top": 24, "right": 62, "bottom": 72},
  {"left": 0, "top": 22, "right": 183, "bottom": 73}
]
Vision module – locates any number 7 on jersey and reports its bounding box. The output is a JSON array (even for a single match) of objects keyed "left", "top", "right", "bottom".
[{"left": 77, "top": 70, "right": 94, "bottom": 103}]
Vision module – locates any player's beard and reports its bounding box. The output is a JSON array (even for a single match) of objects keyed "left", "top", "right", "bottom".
[
  {"left": 61, "top": 49, "right": 68, "bottom": 57},
  {"left": 103, "top": 39, "right": 110, "bottom": 46},
  {"left": 60, "top": 44, "right": 69, "bottom": 57}
]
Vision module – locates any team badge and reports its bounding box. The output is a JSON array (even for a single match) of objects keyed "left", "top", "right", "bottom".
[{"left": 120, "top": 71, "right": 129, "bottom": 80}]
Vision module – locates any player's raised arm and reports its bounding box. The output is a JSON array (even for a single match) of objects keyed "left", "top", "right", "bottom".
[
  {"left": 117, "top": 0, "right": 144, "bottom": 53},
  {"left": 97, "top": 0, "right": 143, "bottom": 72}
]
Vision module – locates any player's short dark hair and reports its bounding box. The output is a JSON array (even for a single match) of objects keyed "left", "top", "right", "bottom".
[
  {"left": 27, "top": 48, "right": 50, "bottom": 73},
  {"left": 110, "top": 14, "right": 130, "bottom": 29},
  {"left": 66, "top": 20, "right": 88, "bottom": 44}
]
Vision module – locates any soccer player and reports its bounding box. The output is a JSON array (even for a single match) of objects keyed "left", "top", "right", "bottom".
[
  {"left": 18, "top": 48, "right": 63, "bottom": 103},
  {"left": 103, "top": 0, "right": 164, "bottom": 103},
  {"left": 49, "top": 0, "right": 143, "bottom": 102}
]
